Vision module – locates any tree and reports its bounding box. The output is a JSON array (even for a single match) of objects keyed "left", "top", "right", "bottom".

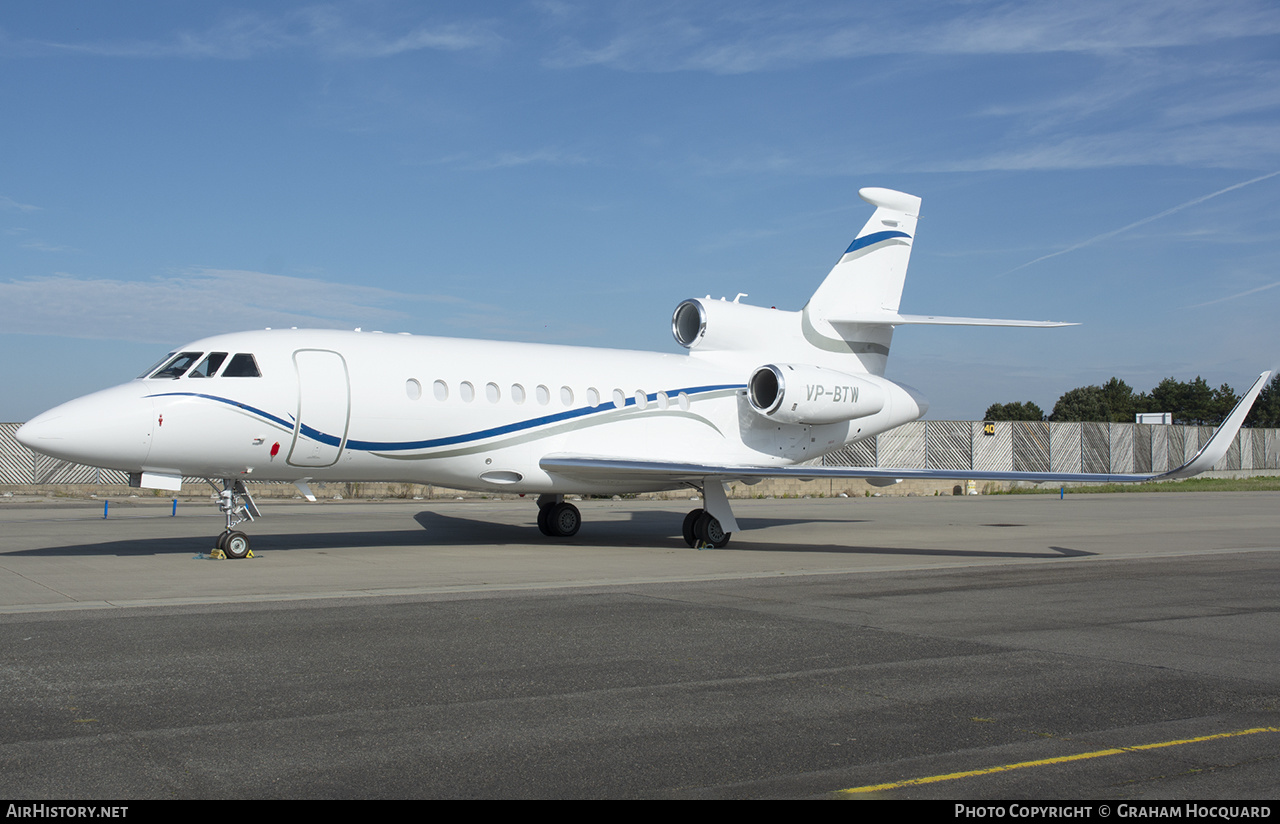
[
  {"left": 984, "top": 401, "right": 1045, "bottom": 421},
  {"left": 1245, "top": 372, "right": 1280, "bottom": 428},
  {"left": 1049, "top": 385, "right": 1108, "bottom": 422},
  {"left": 1099, "top": 377, "right": 1136, "bottom": 422},
  {"left": 1049, "top": 377, "right": 1136, "bottom": 422},
  {"left": 1147, "top": 376, "right": 1221, "bottom": 425}
]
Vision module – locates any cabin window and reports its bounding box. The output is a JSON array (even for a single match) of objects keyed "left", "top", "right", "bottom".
[
  {"left": 612, "top": 389, "right": 626, "bottom": 409},
  {"left": 677, "top": 392, "right": 690, "bottom": 411},
  {"left": 634, "top": 390, "right": 648, "bottom": 410},
  {"left": 151, "top": 352, "right": 203, "bottom": 379},
  {"left": 656, "top": 391, "right": 670, "bottom": 410},
  {"left": 189, "top": 352, "right": 228, "bottom": 378},
  {"left": 222, "top": 353, "right": 261, "bottom": 378},
  {"left": 560, "top": 386, "right": 574, "bottom": 406},
  {"left": 536, "top": 385, "right": 550, "bottom": 405},
  {"left": 433, "top": 380, "right": 449, "bottom": 401},
  {"left": 406, "top": 379, "right": 422, "bottom": 400},
  {"left": 460, "top": 381, "right": 475, "bottom": 402},
  {"left": 511, "top": 384, "right": 526, "bottom": 404},
  {"left": 486, "top": 382, "right": 501, "bottom": 403},
  {"left": 586, "top": 387, "right": 600, "bottom": 407}
]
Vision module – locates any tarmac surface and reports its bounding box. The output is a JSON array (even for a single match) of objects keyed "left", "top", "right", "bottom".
[{"left": 0, "top": 492, "right": 1277, "bottom": 799}]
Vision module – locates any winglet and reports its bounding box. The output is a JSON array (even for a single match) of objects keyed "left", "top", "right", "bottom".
[{"left": 1156, "top": 371, "right": 1271, "bottom": 480}]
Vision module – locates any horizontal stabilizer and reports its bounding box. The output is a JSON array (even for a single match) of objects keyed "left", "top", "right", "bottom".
[{"left": 830, "top": 313, "right": 1077, "bottom": 328}]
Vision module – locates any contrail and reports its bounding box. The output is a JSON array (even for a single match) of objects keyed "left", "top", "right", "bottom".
[
  {"left": 1187, "top": 278, "right": 1280, "bottom": 309},
  {"left": 1003, "top": 170, "right": 1280, "bottom": 275}
]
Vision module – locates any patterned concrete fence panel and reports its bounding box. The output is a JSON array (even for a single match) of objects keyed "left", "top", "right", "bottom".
[
  {"left": 1013, "top": 421, "right": 1050, "bottom": 473},
  {"left": 876, "top": 420, "right": 926, "bottom": 469},
  {"left": 926, "top": 421, "right": 971, "bottom": 471},
  {"left": 972, "top": 421, "right": 1012, "bottom": 472},
  {"left": 1134, "top": 424, "right": 1153, "bottom": 473},
  {"left": 0, "top": 423, "right": 33, "bottom": 484},
  {"left": 1050, "top": 422, "right": 1082, "bottom": 473},
  {"left": 1082, "top": 422, "right": 1110, "bottom": 473},
  {"left": 1151, "top": 426, "right": 1169, "bottom": 473},
  {"left": 1109, "top": 424, "right": 1134, "bottom": 474},
  {"left": 823, "top": 438, "right": 876, "bottom": 468}
]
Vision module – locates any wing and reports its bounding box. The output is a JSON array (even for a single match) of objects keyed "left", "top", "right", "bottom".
[{"left": 542, "top": 371, "right": 1271, "bottom": 488}]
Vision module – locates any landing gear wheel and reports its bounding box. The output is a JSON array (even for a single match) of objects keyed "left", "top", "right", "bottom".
[
  {"left": 215, "top": 531, "right": 229, "bottom": 551},
  {"left": 682, "top": 509, "right": 704, "bottom": 548},
  {"left": 694, "top": 512, "right": 731, "bottom": 549},
  {"left": 222, "top": 530, "right": 251, "bottom": 559},
  {"left": 537, "top": 504, "right": 554, "bottom": 537},
  {"left": 548, "top": 502, "right": 581, "bottom": 537}
]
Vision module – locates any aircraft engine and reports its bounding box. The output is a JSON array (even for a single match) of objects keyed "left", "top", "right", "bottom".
[
  {"left": 748, "top": 363, "right": 886, "bottom": 425},
  {"left": 671, "top": 298, "right": 794, "bottom": 352}
]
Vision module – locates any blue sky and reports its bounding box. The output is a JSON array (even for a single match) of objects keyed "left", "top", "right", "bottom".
[{"left": 3, "top": 0, "right": 1278, "bottom": 420}]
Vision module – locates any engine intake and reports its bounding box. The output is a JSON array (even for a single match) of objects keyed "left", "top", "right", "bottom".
[{"left": 671, "top": 298, "right": 795, "bottom": 351}]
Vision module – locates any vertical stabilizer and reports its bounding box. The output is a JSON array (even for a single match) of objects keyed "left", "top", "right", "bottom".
[{"left": 805, "top": 187, "right": 921, "bottom": 322}]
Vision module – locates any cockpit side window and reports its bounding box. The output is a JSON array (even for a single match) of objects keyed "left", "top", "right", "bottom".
[
  {"left": 150, "top": 352, "right": 204, "bottom": 379},
  {"left": 222, "top": 353, "right": 261, "bottom": 378},
  {"left": 188, "top": 352, "right": 228, "bottom": 378}
]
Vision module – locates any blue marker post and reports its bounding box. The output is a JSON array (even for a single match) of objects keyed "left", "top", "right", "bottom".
[
  {"left": 103, "top": 500, "right": 109, "bottom": 519},
  {"left": 1060, "top": 485, "right": 1065, "bottom": 500},
  {"left": 172, "top": 498, "right": 178, "bottom": 516}
]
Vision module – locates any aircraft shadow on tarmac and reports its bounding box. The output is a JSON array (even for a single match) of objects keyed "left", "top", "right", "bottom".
[{"left": 6, "top": 509, "right": 1095, "bottom": 560}]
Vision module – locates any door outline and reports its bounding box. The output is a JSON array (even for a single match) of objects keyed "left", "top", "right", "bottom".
[{"left": 287, "top": 349, "right": 351, "bottom": 468}]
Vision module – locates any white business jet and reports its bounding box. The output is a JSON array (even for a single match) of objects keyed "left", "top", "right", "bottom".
[{"left": 16, "top": 188, "right": 1270, "bottom": 557}]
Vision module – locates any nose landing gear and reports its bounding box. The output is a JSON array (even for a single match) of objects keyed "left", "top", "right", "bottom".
[{"left": 211, "top": 479, "right": 260, "bottom": 558}]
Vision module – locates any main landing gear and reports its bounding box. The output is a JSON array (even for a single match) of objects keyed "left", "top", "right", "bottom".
[
  {"left": 536, "top": 494, "right": 581, "bottom": 537},
  {"left": 210, "top": 479, "right": 260, "bottom": 559},
  {"left": 533, "top": 487, "right": 734, "bottom": 548},
  {"left": 681, "top": 508, "right": 731, "bottom": 549}
]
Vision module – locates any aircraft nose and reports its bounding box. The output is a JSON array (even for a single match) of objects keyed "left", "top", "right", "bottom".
[{"left": 16, "top": 385, "right": 154, "bottom": 471}]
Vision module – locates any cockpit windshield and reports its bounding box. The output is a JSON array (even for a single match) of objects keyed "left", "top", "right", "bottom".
[
  {"left": 188, "top": 352, "right": 228, "bottom": 378},
  {"left": 141, "top": 350, "right": 261, "bottom": 379},
  {"left": 137, "top": 353, "right": 176, "bottom": 380},
  {"left": 149, "top": 352, "right": 204, "bottom": 380}
]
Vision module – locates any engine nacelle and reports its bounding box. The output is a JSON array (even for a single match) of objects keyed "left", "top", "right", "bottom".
[
  {"left": 748, "top": 363, "right": 886, "bottom": 425},
  {"left": 672, "top": 298, "right": 796, "bottom": 352}
]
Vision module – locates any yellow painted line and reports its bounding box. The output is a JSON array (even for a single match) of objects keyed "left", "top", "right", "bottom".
[{"left": 839, "top": 726, "right": 1280, "bottom": 795}]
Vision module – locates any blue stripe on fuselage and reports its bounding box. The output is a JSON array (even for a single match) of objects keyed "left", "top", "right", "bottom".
[{"left": 146, "top": 384, "right": 744, "bottom": 453}]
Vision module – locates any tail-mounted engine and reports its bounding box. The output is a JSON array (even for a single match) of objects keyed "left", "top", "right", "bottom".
[
  {"left": 748, "top": 363, "right": 886, "bottom": 425},
  {"left": 672, "top": 298, "right": 796, "bottom": 352}
]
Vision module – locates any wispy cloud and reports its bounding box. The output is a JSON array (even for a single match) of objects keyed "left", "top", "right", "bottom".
[
  {"left": 0, "top": 269, "right": 465, "bottom": 344},
  {"left": 24, "top": 7, "right": 500, "bottom": 60},
  {"left": 544, "top": 1, "right": 1280, "bottom": 74},
  {"left": 436, "top": 148, "right": 593, "bottom": 171},
  {"left": 19, "top": 239, "right": 74, "bottom": 253},
  {"left": 1003, "top": 170, "right": 1280, "bottom": 274},
  {"left": 0, "top": 195, "right": 40, "bottom": 212}
]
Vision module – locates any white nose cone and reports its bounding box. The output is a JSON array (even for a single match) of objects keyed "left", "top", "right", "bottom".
[{"left": 16, "top": 384, "right": 154, "bottom": 471}]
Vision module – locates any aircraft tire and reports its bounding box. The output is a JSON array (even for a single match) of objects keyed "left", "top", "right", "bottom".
[
  {"left": 682, "top": 509, "right": 704, "bottom": 547},
  {"left": 215, "top": 531, "right": 229, "bottom": 551},
  {"left": 695, "top": 512, "right": 731, "bottom": 549},
  {"left": 549, "top": 502, "right": 581, "bottom": 537},
  {"left": 536, "top": 505, "right": 554, "bottom": 536},
  {"left": 223, "top": 531, "right": 251, "bottom": 559}
]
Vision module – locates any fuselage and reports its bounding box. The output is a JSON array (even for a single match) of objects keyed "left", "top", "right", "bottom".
[{"left": 17, "top": 327, "right": 928, "bottom": 494}]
